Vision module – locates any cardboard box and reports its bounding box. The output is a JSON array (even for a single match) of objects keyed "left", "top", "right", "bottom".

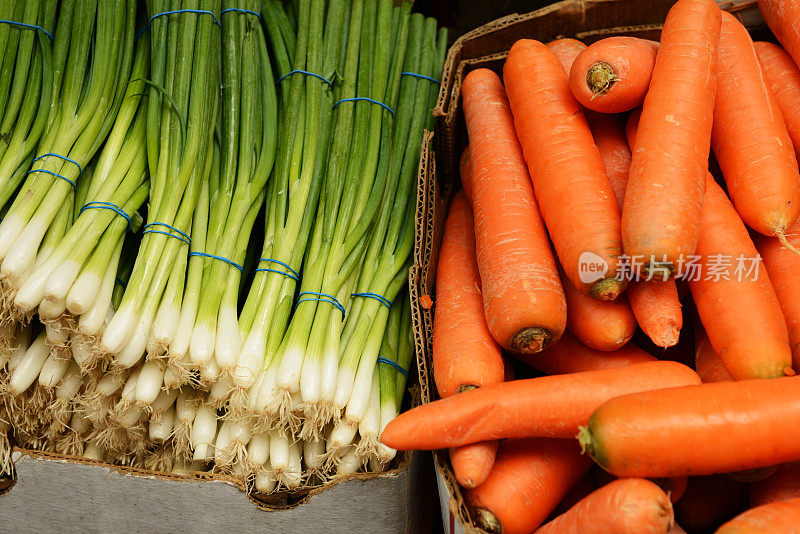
[
  {"left": 1, "top": 446, "right": 438, "bottom": 533},
  {"left": 413, "top": 1, "right": 766, "bottom": 532}
]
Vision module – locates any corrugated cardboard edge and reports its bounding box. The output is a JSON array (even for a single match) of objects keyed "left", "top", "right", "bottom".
[{"left": 421, "top": 1, "right": 764, "bottom": 532}]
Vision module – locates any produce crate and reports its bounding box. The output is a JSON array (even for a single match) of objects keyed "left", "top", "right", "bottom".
[
  {"left": 0, "top": 448, "right": 437, "bottom": 534},
  {"left": 410, "top": 1, "right": 766, "bottom": 532}
]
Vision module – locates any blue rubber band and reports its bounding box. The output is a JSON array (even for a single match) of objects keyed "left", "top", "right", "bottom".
[
  {"left": 150, "top": 9, "right": 221, "bottom": 28},
  {"left": 33, "top": 153, "right": 83, "bottom": 177},
  {"left": 277, "top": 69, "right": 333, "bottom": 88},
  {"left": 256, "top": 258, "right": 299, "bottom": 281},
  {"left": 26, "top": 169, "right": 76, "bottom": 192},
  {"left": 351, "top": 292, "right": 392, "bottom": 309},
  {"left": 189, "top": 251, "right": 243, "bottom": 272},
  {"left": 220, "top": 7, "right": 261, "bottom": 19},
  {"left": 79, "top": 202, "right": 132, "bottom": 231},
  {"left": 142, "top": 222, "right": 191, "bottom": 245},
  {"left": 377, "top": 357, "right": 409, "bottom": 379},
  {"left": 294, "top": 291, "right": 345, "bottom": 319},
  {"left": 115, "top": 277, "right": 127, "bottom": 289},
  {"left": 333, "top": 97, "right": 394, "bottom": 117},
  {"left": 401, "top": 71, "right": 441, "bottom": 84},
  {"left": 134, "top": 26, "right": 150, "bottom": 42},
  {"left": 0, "top": 20, "right": 54, "bottom": 41}
]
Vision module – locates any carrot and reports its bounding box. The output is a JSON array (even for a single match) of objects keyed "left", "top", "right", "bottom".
[
  {"left": 433, "top": 191, "right": 504, "bottom": 397},
  {"left": 716, "top": 496, "right": 800, "bottom": 534},
  {"left": 462, "top": 68, "right": 567, "bottom": 353},
  {"left": 546, "top": 38, "right": 587, "bottom": 73},
  {"left": 450, "top": 440, "right": 498, "bottom": 489},
  {"left": 675, "top": 476, "right": 749, "bottom": 534},
  {"left": 381, "top": 361, "right": 700, "bottom": 450},
  {"left": 622, "top": 0, "right": 721, "bottom": 279},
  {"left": 459, "top": 146, "right": 474, "bottom": 203},
  {"left": 504, "top": 39, "right": 625, "bottom": 300},
  {"left": 579, "top": 375, "right": 800, "bottom": 478},
  {"left": 727, "top": 466, "right": 779, "bottom": 483},
  {"left": 754, "top": 42, "right": 800, "bottom": 161},
  {"left": 756, "top": 222, "right": 800, "bottom": 371},
  {"left": 750, "top": 462, "right": 800, "bottom": 507},
  {"left": 758, "top": 0, "right": 800, "bottom": 70},
  {"left": 535, "top": 478, "right": 674, "bottom": 534},
  {"left": 712, "top": 12, "right": 800, "bottom": 239},
  {"left": 569, "top": 37, "right": 659, "bottom": 113},
  {"left": 586, "top": 112, "right": 630, "bottom": 207},
  {"left": 466, "top": 438, "right": 592, "bottom": 534},
  {"left": 515, "top": 330, "right": 656, "bottom": 375},
  {"left": 590, "top": 109, "right": 684, "bottom": 347},
  {"left": 689, "top": 176, "right": 792, "bottom": 380},
  {"left": 669, "top": 525, "right": 687, "bottom": 534},
  {"left": 694, "top": 325, "right": 734, "bottom": 383},
  {"left": 561, "top": 269, "right": 636, "bottom": 351}
]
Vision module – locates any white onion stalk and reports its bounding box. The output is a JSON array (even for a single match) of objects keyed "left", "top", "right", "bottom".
[
  {"left": 37, "top": 350, "right": 71, "bottom": 389},
  {"left": 303, "top": 433, "right": 326, "bottom": 476},
  {"left": 50, "top": 362, "right": 84, "bottom": 429},
  {"left": 245, "top": 432, "right": 270, "bottom": 475},
  {"left": 281, "top": 439, "right": 303, "bottom": 489},
  {"left": 213, "top": 420, "right": 233, "bottom": 466},
  {"left": 149, "top": 406, "right": 176, "bottom": 443},
  {"left": 209, "top": 374, "right": 234, "bottom": 409},
  {"left": 8, "top": 331, "right": 49, "bottom": 395},
  {"left": 77, "top": 273, "right": 116, "bottom": 337},
  {"left": 174, "top": 387, "right": 200, "bottom": 459},
  {"left": 191, "top": 403, "right": 219, "bottom": 463},
  {"left": 336, "top": 445, "right": 361, "bottom": 476},
  {"left": 268, "top": 427, "right": 290, "bottom": 479},
  {"left": 134, "top": 359, "right": 165, "bottom": 407},
  {"left": 354, "top": 367, "right": 381, "bottom": 462},
  {"left": 254, "top": 466, "right": 277, "bottom": 494}
]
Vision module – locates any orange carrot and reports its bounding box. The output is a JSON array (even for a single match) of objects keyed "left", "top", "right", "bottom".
[
  {"left": 462, "top": 68, "right": 567, "bottom": 353},
  {"left": 727, "top": 466, "right": 779, "bottom": 483},
  {"left": 466, "top": 438, "right": 592, "bottom": 534},
  {"left": 675, "top": 476, "right": 749, "bottom": 533},
  {"left": 758, "top": 0, "right": 800, "bottom": 69},
  {"left": 546, "top": 38, "right": 587, "bottom": 73},
  {"left": 590, "top": 109, "right": 684, "bottom": 348},
  {"left": 712, "top": 12, "right": 800, "bottom": 238},
  {"left": 669, "top": 524, "right": 687, "bottom": 534},
  {"left": 689, "top": 176, "right": 792, "bottom": 380},
  {"left": 535, "top": 478, "right": 674, "bottom": 534},
  {"left": 694, "top": 325, "right": 734, "bottom": 383},
  {"left": 561, "top": 269, "right": 636, "bottom": 351},
  {"left": 751, "top": 462, "right": 800, "bottom": 507},
  {"left": 716, "top": 496, "right": 800, "bottom": 533},
  {"left": 569, "top": 37, "right": 659, "bottom": 113},
  {"left": 459, "top": 146, "right": 474, "bottom": 203},
  {"left": 579, "top": 375, "right": 800, "bottom": 478},
  {"left": 756, "top": 222, "right": 800, "bottom": 371},
  {"left": 433, "top": 191, "right": 504, "bottom": 397},
  {"left": 586, "top": 112, "right": 630, "bottom": 207},
  {"left": 381, "top": 361, "right": 700, "bottom": 450},
  {"left": 626, "top": 106, "right": 642, "bottom": 148},
  {"left": 450, "top": 441, "right": 498, "bottom": 489},
  {"left": 515, "top": 331, "right": 656, "bottom": 375},
  {"left": 622, "top": 0, "right": 721, "bottom": 278},
  {"left": 754, "top": 41, "right": 800, "bottom": 160},
  {"left": 504, "top": 39, "right": 625, "bottom": 300}
]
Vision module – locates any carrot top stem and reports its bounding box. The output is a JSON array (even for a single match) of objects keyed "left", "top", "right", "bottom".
[
  {"left": 586, "top": 61, "right": 619, "bottom": 96},
  {"left": 577, "top": 425, "right": 608, "bottom": 469},
  {"left": 510, "top": 326, "right": 552, "bottom": 353},
  {"left": 591, "top": 277, "right": 625, "bottom": 300},
  {"left": 474, "top": 507, "right": 503, "bottom": 534}
]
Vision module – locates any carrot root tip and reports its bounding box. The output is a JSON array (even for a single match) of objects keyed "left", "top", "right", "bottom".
[
  {"left": 776, "top": 232, "right": 800, "bottom": 259},
  {"left": 509, "top": 327, "right": 552, "bottom": 354},
  {"left": 586, "top": 61, "right": 618, "bottom": 96},
  {"left": 644, "top": 261, "right": 674, "bottom": 281},
  {"left": 472, "top": 506, "right": 503, "bottom": 534},
  {"left": 590, "top": 277, "right": 625, "bottom": 301}
]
